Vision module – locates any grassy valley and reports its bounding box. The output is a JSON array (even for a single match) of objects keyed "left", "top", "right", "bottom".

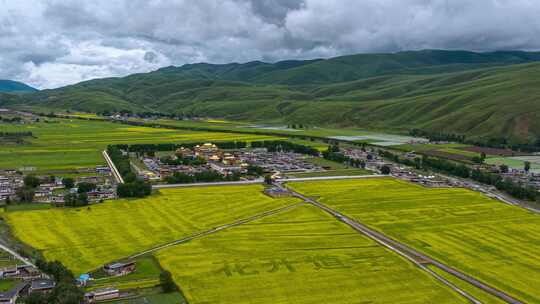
[{"left": 2, "top": 50, "right": 540, "bottom": 143}]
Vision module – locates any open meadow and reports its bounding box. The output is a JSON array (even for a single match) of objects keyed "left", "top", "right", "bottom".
[
  {"left": 0, "top": 118, "right": 282, "bottom": 172},
  {"left": 155, "top": 204, "right": 466, "bottom": 304},
  {"left": 486, "top": 156, "right": 540, "bottom": 174},
  {"left": 289, "top": 178, "right": 540, "bottom": 303},
  {"left": 4, "top": 185, "right": 299, "bottom": 275}
]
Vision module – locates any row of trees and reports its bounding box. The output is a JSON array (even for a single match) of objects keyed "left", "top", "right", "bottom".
[
  {"left": 378, "top": 150, "right": 538, "bottom": 201},
  {"left": 409, "top": 129, "right": 466, "bottom": 143},
  {"left": 107, "top": 145, "right": 152, "bottom": 198},
  {"left": 0, "top": 116, "right": 23, "bottom": 123},
  {"left": 119, "top": 141, "right": 248, "bottom": 155},
  {"left": 117, "top": 180, "right": 152, "bottom": 197},
  {"left": 410, "top": 128, "right": 540, "bottom": 153},
  {"left": 0, "top": 131, "right": 33, "bottom": 137},
  {"left": 286, "top": 124, "right": 308, "bottom": 129},
  {"left": 165, "top": 171, "right": 241, "bottom": 184},
  {"left": 322, "top": 145, "right": 367, "bottom": 169}
]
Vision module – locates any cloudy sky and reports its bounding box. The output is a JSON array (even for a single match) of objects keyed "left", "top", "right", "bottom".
[{"left": 2, "top": 0, "right": 540, "bottom": 89}]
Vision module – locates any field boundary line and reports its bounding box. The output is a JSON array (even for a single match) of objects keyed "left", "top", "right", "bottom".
[
  {"left": 128, "top": 202, "right": 304, "bottom": 260},
  {"left": 102, "top": 150, "right": 124, "bottom": 184},
  {"left": 286, "top": 186, "right": 524, "bottom": 304}
]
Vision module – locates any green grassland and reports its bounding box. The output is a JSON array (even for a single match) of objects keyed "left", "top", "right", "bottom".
[
  {"left": 289, "top": 178, "right": 540, "bottom": 303},
  {"left": 0, "top": 279, "right": 19, "bottom": 291},
  {"left": 486, "top": 156, "right": 540, "bottom": 174},
  {"left": 0, "top": 118, "right": 282, "bottom": 172},
  {"left": 436, "top": 148, "right": 480, "bottom": 158},
  {"left": 4, "top": 185, "right": 300, "bottom": 275},
  {"left": 87, "top": 256, "right": 162, "bottom": 291},
  {"left": 5, "top": 50, "right": 540, "bottom": 142},
  {"left": 155, "top": 204, "right": 467, "bottom": 304}
]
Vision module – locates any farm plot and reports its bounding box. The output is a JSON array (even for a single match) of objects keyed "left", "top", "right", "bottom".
[
  {"left": 155, "top": 204, "right": 466, "bottom": 304},
  {"left": 0, "top": 118, "right": 282, "bottom": 172},
  {"left": 486, "top": 156, "right": 540, "bottom": 174},
  {"left": 289, "top": 178, "right": 540, "bottom": 304},
  {"left": 4, "top": 185, "right": 299, "bottom": 275}
]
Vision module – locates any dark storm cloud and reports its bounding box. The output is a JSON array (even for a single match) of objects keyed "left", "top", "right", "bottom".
[{"left": 1, "top": 0, "right": 540, "bottom": 89}]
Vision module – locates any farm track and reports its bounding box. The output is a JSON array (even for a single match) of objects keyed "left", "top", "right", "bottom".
[
  {"left": 128, "top": 202, "right": 305, "bottom": 259},
  {"left": 286, "top": 186, "right": 525, "bottom": 304}
]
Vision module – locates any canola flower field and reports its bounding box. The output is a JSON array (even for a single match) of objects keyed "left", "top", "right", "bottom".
[
  {"left": 156, "top": 204, "right": 467, "bottom": 304},
  {"left": 0, "top": 118, "right": 282, "bottom": 172},
  {"left": 5, "top": 185, "right": 298, "bottom": 274},
  {"left": 289, "top": 178, "right": 540, "bottom": 304}
]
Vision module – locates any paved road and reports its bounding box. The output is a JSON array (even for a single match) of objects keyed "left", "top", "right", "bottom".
[
  {"left": 153, "top": 174, "right": 384, "bottom": 189},
  {"left": 276, "top": 174, "right": 385, "bottom": 182},
  {"left": 129, "top": 202, "right": 304, "bottom": 259},
  {"left": 102, "top": 150, "right": 124, "bottom": 184},
  {"left": 288, "top": 187, "right": 524, "bottom": 304},
  {"left": 153, "top": 179, "right": 264, "bottom": 189}
]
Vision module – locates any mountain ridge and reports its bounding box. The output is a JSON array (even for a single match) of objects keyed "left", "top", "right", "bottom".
[
  {"left": 0, "top": 80, "right": 38, "bottom": 93},
  {"left": 2, "top": 50, "right": 540, "bottom": 143}
]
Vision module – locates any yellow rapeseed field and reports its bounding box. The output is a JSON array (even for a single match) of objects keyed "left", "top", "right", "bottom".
[
  {"left": 289, "top": 178, "right": 540, "bottom": 304},
  {"left": 5, "top": 185, "right": 298, "bottom": 275},
  {"left": 156, "top": 204, "right": 467, "bottom": 304}
]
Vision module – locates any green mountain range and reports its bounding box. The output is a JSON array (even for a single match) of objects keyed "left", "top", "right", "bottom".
[
  {"left": 0, "top": 80, "right": 37, "bottom": 93},
  {"left": 2, "top": 50, "right": 540, "bottom": 143}
]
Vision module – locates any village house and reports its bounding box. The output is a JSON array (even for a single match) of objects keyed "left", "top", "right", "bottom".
[
  {"left": 194, "top": 143, "right": 220, "bottom": 159},
  {"left": 103, "top": 261, "right": 136, "bottom": 276},
  {"left": 0, "top": 267, "right": 19, "bottom": 278},
  {"left": 85, "top": 288, "right": 120, "bottom": 303},
  {"left": 29, "top": 279, "right": 55, "bottom": 294},
  {"left": 264, "top": 186, "right": 291, "bottom": 198},
  {"left": 17, "top": 265, "right": 41, "bottom": 280}
]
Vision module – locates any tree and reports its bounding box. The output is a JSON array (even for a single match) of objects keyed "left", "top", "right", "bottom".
[
  {"left": 472, "top": 156, "right": 483, "bottom": 164},
  {"left": 247, "top": 165, "right": 264, "bottom": 176},
  {"left": 34, "top": 259, "right": 84, "bottom": 304},
  {"left": 24, "top": 175, "right": 40, "bottom": 188},
  {"left": 77, "top": 182, "right": 96, "bottom": 193},
  {"left": 16, "top": 186, "right": 35, "bottom": 203},
  {"left": 160, "top": 270, "right": 178, "bottom": 293},
  {"left": 62, "top": 177, "right": 75, "bottom": 189},
  {"left": 64, "top": 193, "right": 88, "bottom": 207},
  {"left": 124, "top": 172, "right": 137, "bottom": 183},
  {"left": 500, "top": 164, "right": 509, "bottom": 173},
  {"left": 524, "top": 161, "right": 531, "bottom": 173},
  {"left": 480, "top": 152, "right": 486, "bottom": 161},
  {"left": 23, "top": 292, "right": 49, "bottom": 304},
  {"left": 380, "top": 165, "right": 391, "bottom": 175},
  {"left": 264, "top": 175, "right": 273, "bottom": 185}
]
